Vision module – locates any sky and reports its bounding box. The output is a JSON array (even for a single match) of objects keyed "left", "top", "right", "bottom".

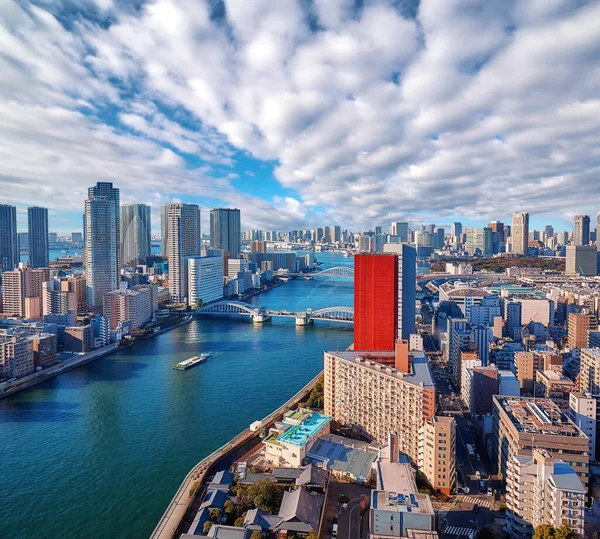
[{"left": 1, "top": 0, "right": 600, "bottom": 235}]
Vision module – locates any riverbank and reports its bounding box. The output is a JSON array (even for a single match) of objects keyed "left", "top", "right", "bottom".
[
  {"left": 0, "top": 342, "right": 124, "bottom": 399},
  {"left": 151, "top": 371, "right": 324, "bottom": 539}
]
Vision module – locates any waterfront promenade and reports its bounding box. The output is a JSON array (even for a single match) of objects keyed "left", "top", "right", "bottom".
[{"left": 151, "top": 371, "right": 324, "bottom": 539}]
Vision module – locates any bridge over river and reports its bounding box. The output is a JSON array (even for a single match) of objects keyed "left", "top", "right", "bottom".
[{"left": 195, "top": 301, "right": 353, "bottom": 325}]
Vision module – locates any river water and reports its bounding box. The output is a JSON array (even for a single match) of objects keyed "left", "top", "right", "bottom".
[{"left": 0, "top": 252, "right": 353, "bottom": 539}]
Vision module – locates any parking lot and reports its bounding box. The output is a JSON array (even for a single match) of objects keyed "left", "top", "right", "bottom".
[{"left": 320, "top": 479, "right": 371, "bottom": 539}]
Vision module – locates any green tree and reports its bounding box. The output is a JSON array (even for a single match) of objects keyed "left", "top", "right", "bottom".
[
  {"left": 555, "top": 523, "right": 577, "bottom": 539},
  {"left": 210, "top": 508, "right": 223, "bottom": 521},
  {"left": 250, "top": 533, "right": 263, "bottom": 539},
  {"left": 203, "top": 521, "right": 213, "bottom": 534},
  {"left": 306, "top": 530, "right": 319, "bottom": 539},
  {"left": 237, "top": 479, "right": 284, "bottom": 513},
  {"left": 224, "top": 500, "right": 236, "bottom": 514},
  {"left": 234, "top": 516, "right": 245, "bottom": 527},
  {"left": 306, "top": 375, "right": 324, "bottom": 409},
  {"left": 533, "top": 523, "right": 577, "bottom": 539}
]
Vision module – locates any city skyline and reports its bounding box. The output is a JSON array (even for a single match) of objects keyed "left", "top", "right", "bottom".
[{"left": 2, "top": 1, "right": 600, "bottom": 233}]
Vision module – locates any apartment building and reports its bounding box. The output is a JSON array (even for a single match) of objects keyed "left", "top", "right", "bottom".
[
  {"left": 568, "top": 312, "right": 598, "bottom": 349},
  {"left": 102, "top": 285, "right": 158, "bottom": 330},
  {"left": 463, "top": 365, "right": 499, "bottom": 415},
  {"left": 1, "top": 264, "right": 49, "bottom": 318},
  {"left": 534, "top": 371, "right": 576, "bottom": 411},
  {"left": 579, "top": 348, "right": 600, "bottom": 395},
  {"left": 569, "top": 393, "right": 598, "bottom": 463},
  {"left": 419, "top": 416, "right": 456, "bottom": 496},
  {"left": 0, "top": 335, "right": 34, "bottom": 379},
  {"left": 30, "top": 334, "right": 57, "bottom": 368},
  {"left": 505, "top": 449, "right": 585, "bottom": 538},
  {"left": 324, "top": 346, "right": 435, "bottom": 464},
  {"left": 515, "top": 351, "right": 562, "bottom": 392}
]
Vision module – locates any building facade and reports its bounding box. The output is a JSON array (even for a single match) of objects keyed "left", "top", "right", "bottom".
[
  {"left": 120, "top": 203, "right": 151, "bottom": 267},
  {"left": 27, "top": 206, "right": 49, "bottom": 268},
  {"left": 512, "top": 212, "right": 530, "bottom": 255},
  {"left": 210, "top": 208, "right": 241, "bottom": 259},
  {"left": 566, "top": 245, "right": 597, "bottom": 276},
  {"left": 188, "top": 255, "right": 224, "bottom": 306},
  {"left": 568, "top": 312, "right": 598, "bottom": 349},
  {"left": 420, "top": 416, "right": 456, "bottom": 496},
  {"left": 0, "top": 204, "right": 18, "bottom": 274}
]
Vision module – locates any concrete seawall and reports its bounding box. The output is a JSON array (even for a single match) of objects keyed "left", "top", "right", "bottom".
[{"left": 150, "top": 371, "right": 324, "bottom": 539}]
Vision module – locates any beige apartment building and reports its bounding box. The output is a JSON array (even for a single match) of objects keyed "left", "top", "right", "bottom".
[
  {"left": 1, "top": 264, "right": 49, "bottom": 318},
  {"left": 492, "top": 397, "right": 589, "bottom": 489},
  {"left": 324, "top": 348, "right": 435, "bottom": 464},
  {"left": 579, "top": 348, "right": 600, "bottom": 395},
  {"left": 515, "top": 351, "right": 562, "bottom": 392},
  {"left": 568, "top": 312, "right": 598, "bottom": 349},
  {"left": 534, "top": 370, "right": 576, "bottom": 411},
  {"left": 0, "top": 335, "right": 35, "bottom": 379},
  {"left": 419, "top": 416, "right": 456, "bottom": 496},
  {"left": 506, "top": 449, "right": 585, "bottom": 538}
]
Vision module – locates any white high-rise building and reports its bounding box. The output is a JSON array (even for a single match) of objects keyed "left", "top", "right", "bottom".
[
  {"left": 88, "top": 182, "right": 120, "bottom": 269},
  {"left": 166, "top": 203, "right": 201, "bottom": 304},
  {"left": 505, "top": 449, "right": 585, "bottom": 538},
  {"left": 188, "top": 255, "right": 224, "bottom": 306},
  {"left": 120, "top": 204, "right": 151, "bottom": 267},
  {"left": 512, "top": 212, "right": 530, "bottom": 255},
  {"left": 85, "top": 196, "right": 118, "bottom": 309},
  {"left": 569, "top": 392, "right": 597, "bottom": 463}
]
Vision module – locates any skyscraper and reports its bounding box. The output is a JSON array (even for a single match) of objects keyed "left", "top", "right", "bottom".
[
  {"left": 565, "top": 245, "right": 597, "bottom": 276},
  {"left": 596, "top": 215, "right": 600, "bottom": 251},
  {"left": 166, "top": 203, "right": 201, "bottom": 303},
  {"left": 391, "top": 222, "right": 408, "bottom": 242},
  {"left": 451, "top": 222, "right": 462, "bottom": 240},
  {"left": 120, "top": 204, "right": 151, "bottom": 267},
  {"left": 210, "top": 208, "right": 241, "bottom": 258},
  {"left": 161, "top": 205, "right": 169, "bottom": 256},
  {"left": 0, "top": 204, "right": 18, "bottom": 274},
  {"left": 88, "top": 182, "right": 120, "bottom": 268},
  {"left": 85, "top": 196, "right": 118, "bottom": 309},
  {"left": 573, "top": 215, "right": 590, "bottom": 246},
  {"left": 27, "top": 206, "right": 49, "bottom": 268},
  {"left": 488, "top": 221, "right": 505, "bottom": 254},
  {"left": 511, "top": 212, "right": 529, "bottom": 255}
]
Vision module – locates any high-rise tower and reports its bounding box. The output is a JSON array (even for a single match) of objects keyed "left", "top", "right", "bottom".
[
  {"left": 120, "top": 204, "right": 151, "bottom": 267},
  {"left": 210, "top": 208, "right": 241, "bottom": 259},
  {"left": 27, "top": 206, "right": 49, "bottom": 268},
  {"left": 88, "top": 182, "right": 120, "bottom": 268},
  {"left": 573, "top": 215, "right": 590, "bottom": 246},
  {"left": 0, "top": 204, "right": 18, "bottom": 275},
  {"left": 511, "top": 212, "right": 529, "bottom": 255}
]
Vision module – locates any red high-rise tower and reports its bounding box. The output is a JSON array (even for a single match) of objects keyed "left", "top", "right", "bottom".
[{"left": 353, "top": 254, "right": 398, "bottom": 350}]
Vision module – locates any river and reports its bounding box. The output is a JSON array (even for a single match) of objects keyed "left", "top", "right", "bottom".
[{"left": 0, "top": 252, "right": 353, "bottom": 539}]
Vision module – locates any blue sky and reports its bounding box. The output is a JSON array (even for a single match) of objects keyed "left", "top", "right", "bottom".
[{"left": 1, "top": 0, "right": 600, "bottom": 235}]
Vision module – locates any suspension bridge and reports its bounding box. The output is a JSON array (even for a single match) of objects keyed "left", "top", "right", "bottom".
[
  {"left": 195, "top": 301, "right": 354, "bottom": 325},
  {"left": 282, "top": 266, "right": 354, "bottom": 279}
]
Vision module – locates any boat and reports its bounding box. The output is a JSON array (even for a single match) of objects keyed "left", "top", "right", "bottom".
[{"left": 173, "top": 353, "right": 210, "bottom": 370}]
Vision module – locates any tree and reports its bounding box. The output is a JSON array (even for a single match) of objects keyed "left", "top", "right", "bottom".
[
  {"left": 210, "top": 508, "right": 223, "bottom": 522},
  {"left": 533, "top": 523, "right": 577, "bottom": 539},
  {"left": 250, "top": 533, "right": 263, "bottom": 539},
  {"left": 306, "top": 375, "right": 324, "bottom": 409},
  {"left": 234, "top": 516, "right": 246, "bottom": 527},
  {"left": 306, "top": 530, "right": 319, "bottom": 539},
  {"left": 224, "top": 500, "right": 236, "bottom": 514},
  {"left": 203, "top": 521, "right": 213, "bottom": 535},
  {"left": 237, "top": 479, "right": 284, "bottom": 513},
  {"left": 555, "top": 524, "right": 577, "bottom": 539}
]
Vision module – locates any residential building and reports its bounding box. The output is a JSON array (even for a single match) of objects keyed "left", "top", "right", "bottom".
[
  {"left": 88, "top": 181, "right": 120, "bottom": 268},
  {"left": 27, "top": 206, "right": 49, "bottom": 268},
  {"left": 492, "top": 397, "right": 590, "bottom": 488},
  {"left": 568, "top": 312, "right": 598, "bottom": 348},
  {"left": 188, "top": 255, "right": 224, "bottom": 306},
  {"left": 324, "top": 347, "right": 435, "bottom": 464},
  {"left": 263, "top": 408, "right": 332, "bottom": 467},
  {"left": 102, "top": 285, "right": 158, "bottom": 330},
  {"left": 534, "top": 370, "right": 576, "bottom": 411},
  {"left": 84, "top": 195, "right": 118, "bottom": 309},
  {"left": 505, "top": 449, "right": 585, "bottom": 538},
  {"left": 569, "top": 393, "right": 597, "bottom": 463},
  {"left": 0, "top": 335, "right": 35, "bottom": 379},
  {"left": 61, "top": 275, "right": 87, "bottom": 311},
  {"left": 573, "top": 215, "right": 591, "bottom": 246},
  {"left": 579, "top": 348, "right": 600, "bottom": 395},
  {"left": 63, "top": 325, "right": 93, "bottom": 353},
  {"left": 566, "top": 245, "right": 597, "bottom": 276},
  {"left": 369, "top": 462, "right": 435, "bottom": 537},
  {"left": 210, "top": 208, "right": 241, "bottom": 259},
  {"left": 420, "top": 416, "right": 456, "bottom": 496},
  {"left": 465, "top": 365, "right": 499, "bottom": 415},
  {"left": 459, "top": 344, "right": 480, "bottom": 396},
  {"left": 515, "top": 351, "right": 562, "bottom": 392},
  {"left": 0, "top": 204, "right": 18, "bottom": 274},
  {"left": 250, "top": 240, "right": 267, "bottom": 253},
  {"left": 31, "top": 333, "right": 57, "bottom": 368},
  {"left": 1, "top": 264, "right": 48, "bottom": 318},
  {"left": 120, "top": 203, "right": 151, "bottom": 267},
  {"left": 512, "top": 212, "right": 530, "bottom": 255},
  {"left": 160, "top": 204, "right": 169, "bottom": 256},
  {"left": 448, "top": 320, "right": 470, "bottom": 386},
  {"left": 165, "top": 203, "right": 201, "bottom": 303}
]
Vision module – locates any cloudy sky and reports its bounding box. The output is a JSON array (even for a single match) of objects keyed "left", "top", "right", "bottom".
[{"left": 1, "top": 0, "right": 600, "bottom": 235}]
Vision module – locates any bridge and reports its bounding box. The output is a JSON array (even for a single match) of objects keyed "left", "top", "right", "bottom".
[
  {"left": 195, "top": 301, "right": 353, "bottom": 325},
  {"left": 281, "top": 266, "right": 354, "bottom": 279}
]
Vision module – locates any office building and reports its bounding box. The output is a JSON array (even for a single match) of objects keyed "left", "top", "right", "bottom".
[
  {"left": 573, "top": 215, "right": 590, "bottom": 246},
  {"left": 27, "top": 206, "right": 49, "bottom": 268},
  {"left": 1, "top": 264, "right": 48, "bottom": 318},
  {"left": 165, "top": 203, "right": 201, "bottom": 303},
  {"left": 420, "top": 416, "right": 456, "bottom": 496},
  {"left": 512, "top": 212, "right": 530, "bottom": 255},
  {"left": 84, "top": 196, "right": 118, "bottom": 309},
  {"left": 568, "top": 312, "right": 598, "bottom": 349},
  {"left": 210, "top": 208, "right": 241, "bottom": 258},
  {"left": 492, "top": 397, "right": 589, "bottom": 488},
  {"left": 250, "top": 240, "right": 267, "bottom": 253},
  {"left": 569, "top": 393, "right": 598, "bottom": 463},
  {"left": 120, "top": 204, "right": 151, "bottom": 267},
  {"left": 505, "top": 301, "right": 522, "bottom": 339},
  {"left": 88, "top": 182, "right": 120, "bottom": 268},
  {"left": 71, "top": 232, "right": 83, "bottom": 246},
  {"left": 227, "top": 258, "right": 249, "bottom": 280},
  {"left": 488, "top": 221, "right": 505, "bottom": 254},
  {"left": 391, "top": 222, "right": 408, "bottom": 242},
  {"left": 465, "top": 227, "right": 493, "bottom": 256},
  {"left": 324, "top": 348, "right": 435, "bottom": 464},
  {"left": 188, "top": 255, "right": 224, "bottom": 306},
  {"left": 471, "top": 324, "right": 492, "bottom": 366},
  {"left": 369, "top": 462, "right": 435, "bottom": 537},
  {"left": 566, "top": 245, "right": 597, "bottom": 276},
  {"left": 0, "top": 335, "right": 34, "bottom": 379},
  {"left": 160, "top": 205, "right": 169, "bottom": 256},
  {"left": 579, "top": 348, "right": 600, "bottom": 395},
  {"left": 102, "top": 284, "right": 158, "bottom": 330},
  {"left": 505, "top": 449, "right": 585, "bottom": 539},
  {"left": 597, "top": 215, "right": 600, "bottom": 251},
  {"left": 0, "top": 204, "right": 18, "bottom": 274},
  {"left": 464, "top": 365, "right": 499, "bottom": 415},
  {"left": 451, "top": 222, "right": 462, "bottom": 241}
]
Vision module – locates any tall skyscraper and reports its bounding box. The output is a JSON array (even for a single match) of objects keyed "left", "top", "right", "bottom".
[
  {"left": 0, "top": 204, "right": 18, "bottom": 274},
  {"left": 210, "top": 208, "right": 241, "bottom": 258},
  {"left": 573, "top": 215, "right": 590, "bottom": 246},
  {"left": 544, "top": 225, "right": 554, "bottom": 238},
  {"left": 120, "top": 204, "right": 151, "bottom": 267},
  {"left": 27, "top": 206, "right": 49, "bottom": 268},
  {"left": 88, "top": 182, "right": 120, "bottom": 268},
  {"left": 596, "top": 215, "right": 600, "bottom": 251},
  {"left": 161, "top": 205, "right": 169, "bottom": 256},
  {"left": 391, "top": 222, "right": 408, "bottom": 242},
  {"left": 565, "top": 245, "right": 597, "bottom": 276},
  {"left": 488, "top": 221, "right": 505, "bottom": 254},
  {"left": 166, "top": 203, "right": 201, "bottom": 303},
  {"left": 85, "top": 196, "right": 118, "bottom": 309},
  {"left": 451, "top": 222, "right": 462, "bottom": 239},
  {"left": 511, "top": 212, "right": 529, "bottom": 255}
]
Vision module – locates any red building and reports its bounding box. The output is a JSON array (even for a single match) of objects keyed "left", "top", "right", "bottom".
[{"left": 353, "top": 254, "right": 398, "bottom": 350}]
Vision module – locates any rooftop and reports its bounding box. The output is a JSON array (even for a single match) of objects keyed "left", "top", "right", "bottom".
[
  {"left": 326, "top": 350, "right": 434, "bottom": 389},
  {"left": 377, "top": 462, "right": 417, "bottom": 494},
  {"left": 551, "top": 462, "right": 586, "bottom": 493},
  {"left": 306, "top": 438, "right": 377, "bottom": 482},
  {"left": 495, "top": 396, "right": 586, "bottom": 438},
  {"left": 277, "top": 411, "right": 332, "bottom": 447}
]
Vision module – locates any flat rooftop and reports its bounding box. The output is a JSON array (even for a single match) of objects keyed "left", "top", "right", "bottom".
[
  {"left": 306, "top": 438, "right": 377, "bottom": 482},
  {"left": 377, "top": 462, "right": 417, "bottom": 494},
  {"left": 495, "top": 397, "right": 586, "bottom": 438},
  {"left": 372, "top": 490, "right": 434, "bottom": 515},
  {"left": 536, "top": 370, "right": 575, "bottom": 384},
  {"left": 326, "top": 350, "right": 434, "bottom": 389},
  {"left": 277, "top": 411, "right": 332, "bottom": 447}
]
